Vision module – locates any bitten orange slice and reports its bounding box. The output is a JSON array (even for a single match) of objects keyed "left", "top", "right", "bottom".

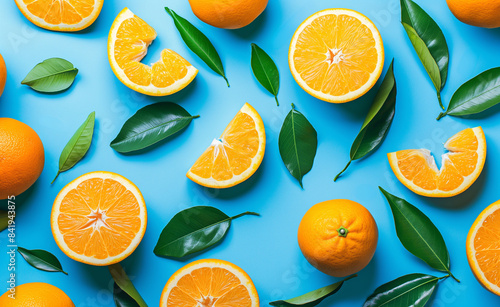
[
  {"left": 289, "top": 9, "right": 384, "bottom": 103},
  {"left": 160, "top": 259, "right": 259, "bottom": 307},
  {"left": 51, "top": 171, "right": 147, "bottom": 266},
  {"left": 108, "top": 8, "right": 198, "bottom": 96},
  {"left": 187, "top": 103, "right": 266, "bottom": 188},
  {"left": 388, "top": 127, "right": 486, "bottom": 198},
  {"left": 14, "top": 0, "right": 103, "bottom": 32},
  {"left": 467, "top": 200, "right": 500, "bottom": 296}
]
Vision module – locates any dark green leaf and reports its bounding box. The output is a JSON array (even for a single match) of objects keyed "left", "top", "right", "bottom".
[
  {"left": 109, "top": 263, "right": 147, "bottom": 307},
  {"left": 438, "top": 67, "right": 500, "bottom": 120},
  {"left": 21, "top": 58, "right": 78, "bottom": 93},
  {"left": 110, "top": 102, "right": 199, "bottom": 153},
  {"left": 17, "top": 247, "right": 67, "bottom": 275},
  {"left": 335, "top": 60, "right": 397, "bottom": 181},
  {"left": 270, "top": 275, "right": 356, "bottom": 307},
  {"left": 114, "top": 282, "right": 140, "bottom": 307},
  {"left": 363, "top": 273, "right": 440, "bottom": 307},
  {"left": 401, "top": 0, "right": 449, "bottom": 109},
  {"left": 251, "top": 43, "right": 280, "bottom": 106},
  {"left": 0, "top": 210, "right": 7, "bottom": 232},
  {"left": 278, "top": 104, "right": 318, "bottom": 188},
  {"left": 52, "top": 112, "right": 95, "bottom": 184},
  {"left": 165, "top": 7, "right": 229, "bottom": 86},
  {"left": 380, "top": 188, "right": 459, "bottom": 282},
  {"left": 154, "top": 206, "right": 259, "bottom": 258}
]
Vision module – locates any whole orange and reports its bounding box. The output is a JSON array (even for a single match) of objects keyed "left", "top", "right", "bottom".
[
  {"left": 188, "top": 0, "right": 268, "bottom": 29},
  {"left": 0, "top": 118, "right": 44, "bottom": 199},
  {"left": 447, "top": 0, "right": 500, "bottom": 28},
  {"left": 298, "top": 199, "right": 378, "bottom": 277},
  {"left": 0, "top": 282, "right": 74, "bottom": 307},
  {"left": 0, "top": 53, "right": 6, "bottom": 97}
]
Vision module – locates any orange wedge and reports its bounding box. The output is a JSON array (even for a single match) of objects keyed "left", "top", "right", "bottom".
[
  {"left": 51, "top": 171, "right": 147, "bottom": 266},
  {"left": 289, "top": 9, "right": 384, "bottom": 103},
  {"left": 187, "top": 103, "right": 266, "bottom": 188},
  {"left": 388, "top": 127, "right": 486, "bottom": 198},
  {"left": 160, "top": 259, "right": 259, "bottom": 307},
  {"left": 108, "top": 8, "right": 198, "bottom": 96},
  {"left": 467, "top": 200, "right": 500, "bottom": 296},
  {"left": 14, "top": 0, "right": 103, "bottom": 32}
]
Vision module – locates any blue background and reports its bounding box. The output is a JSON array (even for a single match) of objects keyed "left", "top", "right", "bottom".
[{"left": 2, "top": 0, "right": 500, "bottom": 306}]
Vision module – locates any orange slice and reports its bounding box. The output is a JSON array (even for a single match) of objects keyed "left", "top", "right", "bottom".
[
  {"left": 187, "top": 103, "right": 266, "bottom": 188},
  {"left": 51, "top": 171, "right": 147, "bottom": 266},
  {"left": 160, "top": 259, "right": 259, "bottom": 307},
  {"left": 108, "top": 8, "right": 198, "bottom": 96},
  {"left": 289, "top": 9, "right": 384, "bottom": 103},
  {"left": 467, "top": 200, "right": 500, "bottom": 296},
  {"left": 388, "top": 127, "right": 486, "bottom": 198},
  {"left": 14, "top": 0, "right": 103, "bottom": 32}
]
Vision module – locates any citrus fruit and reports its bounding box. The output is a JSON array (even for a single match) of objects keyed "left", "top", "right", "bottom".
[
  {"left": 388, "top": 127, "right": 486, "bottom": 198},
  {"left": 0, "top": 53, "right": 6, "bottom": 97},
  {"left": 160, "top": 259, "right": 259, "bottom": 307},
  {"left": 467, "top": 200, "right": 500, "bottom": 296},
  {"left": 0, "top": 282, "right": 74, "bottom": 307},
  {"left": 14, "top": 0, "right": 103, "bottom": 32},
  {"left": 51, "top": 171, "right": 147, "bottom": 266},
  {"left": 0, "top": 118, "right": 44, "bottom": 200},
  {"left": 447, "top": 0, "right": 500, "bottom": 28},
  {"left": 289, "top": 9, "right": 384, "bottom": 103},
  {"left": 298, "top": 199, "right": 378, "bottom": 277},
  {"left": 108, "top": 8, "right": 198, "bottom": 96},
  {"left": 188, "top": 0, "right": 268, "bottom": 29},
  {"left": 187, "top": 103, "right": 266, "bottom": 189}
]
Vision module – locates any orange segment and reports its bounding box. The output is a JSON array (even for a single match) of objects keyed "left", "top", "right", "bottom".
[
  {"left": 14, "top": 0, "right": 103, "bottom": 32},
  {"left": 51, "top": 171, "right": 147, "bottom": 266},
  {"left": 187, "top": 103, "right": 266, "bottom": 188},
  {"left": 388, "top": 127, "right": 486, "bottom": 198},
  {"left": 289, "top": 9, "right": 384, "bottom": 103},
  {"left": 160, "top": 259, "right": 259, "bottom": 307},
  {"left": 467, "top": 200, "right": 500, "bottom": 295},
  {"left": 108, "top": 8, "right": 198, "bottom": 96}
]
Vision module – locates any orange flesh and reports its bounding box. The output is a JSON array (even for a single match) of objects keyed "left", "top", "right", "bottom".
[
  {"left": 474, "top": 209, "right": 500, "bottom": 286},
  {"left": 395, "top": 128, "right": 479, "bottom": 191},
  {"left": 190, "top": 112, "right": 260, "bottom": 181},
  {"left": 57, "top": 178, "right": 141, "bottom": 259},
  {"left": 23, "top": 0, "right": 95, "bottom": 24},
  {"left": 167, "top": 267, "right": 252, "bottom": 307},
  {"left": 292, "top": 13, "right": 379, "bottom": 96}
]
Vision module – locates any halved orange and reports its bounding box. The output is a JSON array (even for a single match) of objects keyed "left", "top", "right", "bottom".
[
  {"left": 108, "top": 8, "right": 198, "bottom": 96},
  {"left": 14, "top": 0, "right": 103, "bottom": 32},
  {"left": 289, "top": 9, "right": 384, "bottom": 103},
  {"left": 187, "top": 103, "right": 266, "bottom": 188},
  {"left": 467, "top": 200, "right": 500, "bottom": 296},
  {"left": 160, "top": 259, "right": 259, "bottom": 307},
  {"left": 388, "top": 127, "right": 486, "bottom": 198},
  {"left": 51, "top": 171, "right": 147, "bottom": 266}
]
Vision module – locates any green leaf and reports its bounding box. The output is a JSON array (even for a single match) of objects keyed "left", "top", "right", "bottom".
[
  {"left": 438, "top": 67, "right": 500, "bottom": 120},
  {"left": 335, "top": 60, "right": 397, "bottom": 181},
  {"left": 401, "top": 0, "right": 449, "bottom": 109},
  {"left": 363, "top": 273, "right": 442, "bottom": 307},
  {"left": 0, "top": 210, "right": 8, "bottom": 232},
  {"left": 251, "top": 43, "right": 280, "bottom": 106},
  {"left": 52, "top": 112, "right": 95, "bottom": 184},
  {"left": 270, "top": 275, "right": 356, "bottom": 307},
  {"left": 279, "top": 104, "right": 318, "bottom": 188},
  {"left": 154, "top": 206, "right": 259, "bottom": 258},
  {"left": 17, "top": 247, "right": 67, "bottom": 275},
  {"left": 110, "top": 102, "right": 199, "bottom": 153},
  {"left": 114, "top": 282, "right": 140, "bottom": 307},
  {"left": 379, "top": 187, "right": 459, "bottom": 282},
  {"left": 165, "top": 7, "right": 229, "bottom": 86},
  {"left": 109, "top": 263, "right": 147, "bottom": 307},
  {"left": 21, "top": 58, "right": 78, "bottom": 93}
]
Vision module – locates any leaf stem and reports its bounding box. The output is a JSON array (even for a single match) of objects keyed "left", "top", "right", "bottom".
[
  {"left": 223, "top": 76, "right": 230, "bottom": 87},
  {"left": 192, "top": 115, "right": 200, "bottom": 119},
  {"left": 438, "top": 274, "right": 450, "bottom": 281},
  {"left": 448, "top": 271, "right": 460, "bottom": 283},
  {"left": 275, "top": 95, "right": 279, "bottom": 106},
  {"left": 436, "top": 112, "right": 447, "bottom": 121},
  {"left": 231, "top": 212, "right": 260, "bottom": 220},
  {"left": 51, "top": 171, "right": 61, "bottom": 184},
  {"left": 334, "top": 160, "right": 352, "bottom": 182},
  {"left": 108, "top": 263, "right": 147, "bottom": 307},
  {"left": 437, "top": 91, "right": 445, "bottom": 110}
]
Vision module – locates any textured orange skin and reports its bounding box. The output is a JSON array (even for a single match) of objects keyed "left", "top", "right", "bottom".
[
  {"left": 0, "top": 118, "right": 44, "bottom": 199},
  {"left": 0, "top": 54, "right": 6, "bottom": 97},
  {"left": 298, "top": 199, "right": 378, "bottom": 277},
  {"left": 0, "top": 282, "right": 74, "bottom": 307},
  {"left": 188, "top": 0, "right": 268, "bottom": 29},
  {"left": 447, "top": 0, "right": 500, "bottom": 28}
]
